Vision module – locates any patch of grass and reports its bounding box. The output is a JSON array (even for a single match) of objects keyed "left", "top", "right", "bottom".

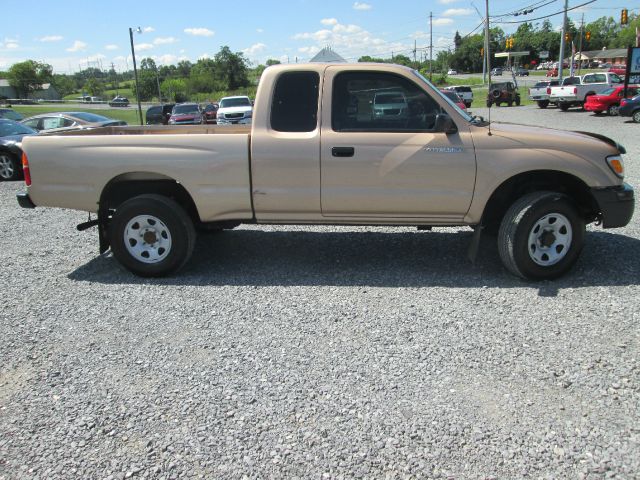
[{"left": 12, "top": 106, "right": 141, "bottom": 125}]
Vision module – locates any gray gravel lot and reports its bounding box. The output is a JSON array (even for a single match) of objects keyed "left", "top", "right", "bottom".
[{"left": 1, "top": 105, "right": 639, "bottom": 479}]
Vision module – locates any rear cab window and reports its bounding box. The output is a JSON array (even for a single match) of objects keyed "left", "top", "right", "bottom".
[{"left": 270, "top": 71, "right": 320, "bottom": 132}]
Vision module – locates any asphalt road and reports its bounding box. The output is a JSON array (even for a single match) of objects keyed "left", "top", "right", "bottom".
[{"left": 0, "top": 105, "right": 638, "bottom": 479}]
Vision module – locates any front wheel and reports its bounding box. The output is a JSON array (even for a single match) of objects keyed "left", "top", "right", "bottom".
[
  {"left": 515, "top": 96, "right": 521, "bottom": 106},
  {"left": 109, "top": 194, "right": 196, "bottom": 277},
  {"left": 0, "top": 152, "right": 21, "bottom": 181},
  {"left": 607, "top": 104, "right": 619, "bottom": 116},
  {"left": 498, "top": 192, "right": 585, "bottom": 280},
  {"left": 632, "top": 110, "right": 640, "bottom": 123}
]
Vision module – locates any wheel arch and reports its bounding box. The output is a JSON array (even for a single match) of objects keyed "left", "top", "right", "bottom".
[
  {"left": 97, "top": 173, "right": 201, "bottom": 253},
  {"left": 481, "top": 170, "right": 598, "bottom": 231}
]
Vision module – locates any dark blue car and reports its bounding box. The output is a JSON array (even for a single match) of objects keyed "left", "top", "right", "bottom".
[
  {"left": 0, "top": 119, "right": 37, "bottom": 181},
  {"left": 619, "top": 94, "right": 640, "bottom": 122}
]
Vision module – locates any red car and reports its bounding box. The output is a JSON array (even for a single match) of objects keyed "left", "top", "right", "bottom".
[
  {"left": 202, "top": 103, "right": 219, "bottom": 124},
  {"left": 440, "top": 89, "right": 467, "bottom": 110},
  {"left": 584, "top": 85, "right": 639, "bottom": 116},
  {"left": 609, "top": 65, "right": 627, "bottom": 76}
]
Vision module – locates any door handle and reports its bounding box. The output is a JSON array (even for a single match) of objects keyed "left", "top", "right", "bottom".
[{"left": 332, "top": 147, "right": 355, "bottom": 157}]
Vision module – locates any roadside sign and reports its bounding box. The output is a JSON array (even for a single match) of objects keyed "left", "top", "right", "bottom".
[
  {"left": 624, "top": 47, "right": 640, "bottom": 95},
  {"left": 539, "top": 51, "right": 549, "bottom": 59}
]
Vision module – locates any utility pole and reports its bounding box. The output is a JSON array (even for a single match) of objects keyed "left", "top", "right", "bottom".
[
  {"left": 484, "top": 0, "right": 491, "bottom": 86},
  {"left": 429, "top": 12, "right": 433, "bottom": 81},
  {"left": 558, "top": 0, "right": 569, "bottom": 81},
  {"left": 577, "top": 13, "right": 584, "bottom": 75},
  {"left": 413, "top": 39, "right": 417, "bottom": 67}
]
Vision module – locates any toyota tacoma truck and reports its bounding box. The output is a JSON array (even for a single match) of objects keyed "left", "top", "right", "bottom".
[{"left": 16, "top": 63, "right": 634, "bottom": 280}]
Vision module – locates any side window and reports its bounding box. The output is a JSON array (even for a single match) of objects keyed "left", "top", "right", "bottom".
[
  {"left": 270, "top": 71, "right": 320, "bottom": 132},
  {"left": 610, "top": 74, "right": 622, "bottom": 83},
  {"left": 23, "top": 119, "right": 39, "bottom": 129},
  {"left": 332, "top": 71, "right": 441, "bottom": 132},
  {"left": 42, "top": 117, "right": 65, "bottom": 129}
]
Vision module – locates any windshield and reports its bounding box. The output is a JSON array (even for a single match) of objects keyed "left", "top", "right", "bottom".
[
  {"left": 0, "top": 109, "right": 23, "bottom": 121},
  {"left": 173, "top": 104, "right": 200, "bottom": 115},
  {"left": 67, "top": 112, "right": 112, "bottom": 122},
  {"left": 219, "top": 97, "right": 251, "bottom": 108},
  {"left": 0, "top": 120, "right": 36, "bottom": 136},
  {"left": 412, "top": 70, "right": 473, "bottom": 121}
]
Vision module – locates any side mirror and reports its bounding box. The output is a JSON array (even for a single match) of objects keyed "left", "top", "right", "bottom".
[{"left": 434, "top": 113, "right": 458, "bottom": 134}]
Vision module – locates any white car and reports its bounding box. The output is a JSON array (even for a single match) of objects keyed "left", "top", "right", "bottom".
[
  {"left": 447, "top": 69, "right": 458, "bottom": 75},
  {"left": 217, "top": 96, "right": 253, "bottom": 125}
]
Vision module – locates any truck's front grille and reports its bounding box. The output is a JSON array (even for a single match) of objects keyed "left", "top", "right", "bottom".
[{"left": 225, "top": 113, "right": 244, "bottom": 119}]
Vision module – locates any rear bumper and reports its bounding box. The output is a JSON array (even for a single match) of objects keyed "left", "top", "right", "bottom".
[
  {"left": 591, "top": 183, "right": 635, "bottom": 228},
  {"left": 16, "top": 192, "right": 36, "bottom": 209}
]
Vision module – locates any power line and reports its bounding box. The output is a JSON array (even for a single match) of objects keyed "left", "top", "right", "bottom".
[{"left": 493, "top": 0, "right": 598, "bottom": 24}]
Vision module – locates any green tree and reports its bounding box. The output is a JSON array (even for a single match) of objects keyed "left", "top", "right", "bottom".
[
  {"left": 84, "top": 77, "right": 105, "bottom": 97},
  {"left": 161, "top": 78, "right": 187, "bottom": 102},
  {"left": 7, "top": 60, "right": 53, "bottom": 98},
  {"left": 51, "top": 74, "right": 75, "bottom": 98},
  {"left": 610, "top": 13, "right": 639, "bottom": 48},
  {"left": 213, "top": 46, "right": 250, "bottom": 90},
  {"left": 137, "top": 57, "right": 160, "bottom": 101}
]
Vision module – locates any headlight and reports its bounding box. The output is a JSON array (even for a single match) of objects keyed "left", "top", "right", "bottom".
[
  {"left": 606, "top": 154, "right": 625, "bottom": 179},
  {"left": 245, "top": 112, "right": 252, "bottom": 118},
  {"left": 168, "top": 119, "right": 175, "bottom": 124}
]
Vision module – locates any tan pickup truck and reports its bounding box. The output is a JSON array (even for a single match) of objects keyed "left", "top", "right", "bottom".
[{"left": 17, "top": 63, "right": 634, "bottom": 280}]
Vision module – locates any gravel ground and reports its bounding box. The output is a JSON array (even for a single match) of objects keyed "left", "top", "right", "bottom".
[{"left": 1, "top": 105, "right": 639, "bottom": 479}]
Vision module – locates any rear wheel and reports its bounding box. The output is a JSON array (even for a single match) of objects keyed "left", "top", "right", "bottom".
[
  {"left": 507, "top": 100, "right": 513, "bottom": 107},
  {"left": 109, "top": 194, "right": 196, "bottom": 277},
  {"left": 632, "top": 110, "right": 640, "bottom": 123},
  {"left": 515, "top": 96, "right": 521, "bottom": 106},
  {"left": 498, "top": 192, "right": 585, "bottom": 280},
  {"left": 0, "top": 152, "right": 21, "bottom": 181},
  {"left": 607, "top": 104, "right": 619, "bottom": 116},
  {"left": 537, "top": 100, "right": 549, "bottom": 109}
]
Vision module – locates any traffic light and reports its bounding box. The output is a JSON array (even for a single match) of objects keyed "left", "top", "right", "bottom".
[
  {"left": 564, "top": 32, "right": 571, "bottom": 42},
  {"left": 481, "top": 47, "right": 484, "bottom": 57},
  {"left": 510, "top": 38, "right": 515, "bottom": 49},
  {"left": 585, "top": 31, "right": 591, "bottom": 41},
  {"left": 621, "top": 8, "right": 628, "bottom": 25}
]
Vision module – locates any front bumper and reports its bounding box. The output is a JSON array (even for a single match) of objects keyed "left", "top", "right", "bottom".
[
  {"left": 217, "top": 117, "right": 252, "bottom": 125},
  {"left": 17, "top": 192, "right": 36, "bottom": 209},
  {"left": 591, "top": 183, "right": 635, "bottom": 228}
]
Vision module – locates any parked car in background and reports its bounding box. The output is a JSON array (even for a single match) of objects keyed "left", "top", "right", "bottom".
[
  {"left": 108, "top": 96, "right": 130, "bottom": 107},
  {"left": 371, "top": 90, "right": 410, "bottom": 123},
  {"left": 0, "top": 108, "right": 24, "bottom": 121},
  {"left": 440, "top": 89, "right": 467, "bottom": 110},
  {"left": 546, "top": 68, "right": 558, "bottom": 77},
  {"left": 444, "top": 86, "right": 473, "bottom": 107},
  {"left": 168, "top": 103, "right": 203, "bottom": 125},
  {"left": 584, "top": 85, "right": 640, "bottom": 116},
  {"left": 551, "top": 72, "right": 623, "bottom": 111},
  {"left": 486, "top": 81, "right": 520, "bottom": 107},
  {"left": 515, "top": 67, "right": 529, "bottom": 76},
  {"left": 21, "top": 112, "right": 127, "bottom": 132},
  {"left": 202, "top": 103, "right": 219, "bottom": 124},
  {"left": 529, "top": 79, "right": 560, "bottom": 109},
  {"left": 145, "top": 104, "right": 175, "bottom": 125},
  {"left": 619, "top": 94, "right": 640, "bottom": 122},
  {"left": 0, "top": 119, "right": 37, "bottom": 181},
  {"left": 217, "top": 96, "right": 253, "bottom": 125},
  {"left": 609, "top": 65, "right": 627, "bottom": 76},
  {"left": 447, "top": 69, "right": 458, "bottom": 75},
  {"left": 490, "top": 67, "right": 503, "bottom": 76}
]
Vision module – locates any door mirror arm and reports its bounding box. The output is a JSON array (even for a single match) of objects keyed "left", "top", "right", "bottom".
[{"left": 434, "top": 113, "right": 458, "bottom": 134}]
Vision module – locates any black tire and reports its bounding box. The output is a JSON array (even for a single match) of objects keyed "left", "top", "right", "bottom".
[
  {"left": 498, "top": 191, "right": 585, "bottom": 280},
  {"left": 0, "top": 152, "right": 21, "bottom": 181},
  {"left": 607, "top": 104, "right": 619, "bottom": 116},
  {"left": 507, "top": 101, "right": 513, "bottom": 107},
  {"left": 496, "top": 102, "right": 501, "bottom": 107},
  {"left": 109, "top": 194, "right": 196, "bottom": 277},
  {"left": 537, "top": 100, "right": 549, "bottom": 109},
  {"left": 486, "top": 100, "right": 492, "bottom": 108},
  {"left": 632, "top": 110, "right": 640, "bottom": 123},
  {"left": 515, "top": 96, "right": 521, "bottom": 106},
  {"left": 559, "top": 103, "right": 570, "bottom": 111}
]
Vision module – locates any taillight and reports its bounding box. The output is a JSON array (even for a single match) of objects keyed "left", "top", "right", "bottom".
[
  {"left": 621, "top": 99, "right": 628, "bottom": 106},
  {"left": 573, "top": 87, "right": 577, "bottom": 94},
  {"left": 547, "top": 87, "right": 551, "bottom": 94},
  {"left": 22, "top": 151, "right": 31, "bottom": 186}
]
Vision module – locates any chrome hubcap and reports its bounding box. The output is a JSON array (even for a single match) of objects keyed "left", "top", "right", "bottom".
[
  {"left": 0, "top": 155, "right": 14, "bottom": 179},
  {"left": 527, "top": 213, "right": 572, "bottom": 266},
  {"left": 609, "top": 105, "right": 619, "bottom": 115},
  {"left": 124, "top": 215, "right": 172, "bottom": 264}
]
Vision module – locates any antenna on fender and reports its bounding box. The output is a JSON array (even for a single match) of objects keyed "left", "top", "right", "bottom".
[{"left": 484, "top": 0, "right": 492, "bottom": 135}]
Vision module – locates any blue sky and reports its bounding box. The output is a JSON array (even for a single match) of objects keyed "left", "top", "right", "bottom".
[{"left": 0, "top": 0, "right": 623, "bottom": 73}]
